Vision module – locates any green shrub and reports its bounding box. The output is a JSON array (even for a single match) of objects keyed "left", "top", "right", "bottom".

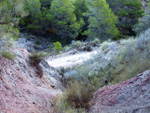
[
  {"left": 100, "top": 41, "right": 110, "bottom": 51},
  {"left": 54, "top": 81, "right": 95, "bottom": 113},
  {"left": 29, "top": 52, "right": 47, "bottom": 65},
  {"left": 120, "top": 38, "right": 135, "bottom": 45},
  {"left": 71, "top": 41, "right": 85, "bottom": 50},
  {"left": 107, "top": 0, "right": 144, "bottom": 36},
  {"left": 71, "top": 65, "right": 106, "bottom": 90},
  {"left": 65, "top": 81, "right": 94, "bottom": 108},
  {"left": 83, "top": 0, "right": 119, "bottom": 40},
  {"left": 1, "top": 50, "right": 16, "bottom": 61},
  {"left": 53, "top": 41, "right": 63, "bottom": 53},
  {"left": 91, "top": 38, "right": 100, "bottom": 46}
]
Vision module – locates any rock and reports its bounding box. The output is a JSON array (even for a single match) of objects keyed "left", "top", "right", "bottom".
[
  {"left": 90, "top": 70, "right": 150, "bottom": 113},
  {"left": 39, "top": 60, "right": 63, "bottom": 89},
  {"left": 68, "top": 49, "right": 78, "bottom": 55},
  {"left": 0, "top": 48, "right": 61, "bottom": 113},
  {"left": 15, "top": 33, "right": 51, "bottom": 52},
  {"left": 83, "top": 45, "right": 93, "bottom": 52},
  {"left": 57, "top": 67, "right": 65, "bottom": 75},
  {"left": 77, "top": 45, "right": 93, "bottom": 52}
]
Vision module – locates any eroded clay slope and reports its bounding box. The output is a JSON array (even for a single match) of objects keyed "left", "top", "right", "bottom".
[
  {"left": 0, "top": 49, "right": 60, "bottom": 113},
  {"left": 90, "top": 71, "right": 150, "bottom": 113}
]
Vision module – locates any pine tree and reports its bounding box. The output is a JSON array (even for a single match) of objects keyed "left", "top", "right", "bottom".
[
  {"left": 21, "top": 0, "right": 43, "bottom": 34},
  {"left": 48, "top": 0, "right": 84, "bottom": 43},
  {"left": 106, "top": 0, "right": 124, "bottom": 14},
  {"left": 84, "top": 0, "right": 119, "bottom": 40},
  {"left": 74, "top": 0, "right": 88, "bottom": 21},
  {"left": 107, "top": 0, "right": 144, "bottom": 36},
  {"left": 40, "top": 0, "right": 53, "bottom": 9},
  {"left": 20, "top": 0, "right": 53, "bottom": 35},
  {"left": 74, "top": 0, "right": 88, "bottom": 39}
]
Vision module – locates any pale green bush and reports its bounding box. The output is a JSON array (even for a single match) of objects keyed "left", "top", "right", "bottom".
[
  {"left": 1, "top": 50, "right": 16, "bottom": 60},
  {"left": 71, "top": 41, "right": 85, "bottom": 49},
  {"left": 100, "top": 41, "right": 110, "bottom": 51},
  {"left": 91, "top": 38, "right": 100, "bottom": 46}
]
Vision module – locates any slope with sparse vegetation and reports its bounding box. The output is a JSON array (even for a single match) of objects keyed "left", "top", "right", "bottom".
[{"left": 1, "top": 0, "right": 150, "bottom": 113}]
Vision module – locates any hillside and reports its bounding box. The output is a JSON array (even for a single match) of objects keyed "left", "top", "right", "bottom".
[
  {"left": 1, "top": 32, "right": 150, "bottom": 112},
  {"left": 1, "top": 0, "right": 150, "bottom": 113},
  {"left": 90, "top": 71, "right": 150, "bottom": 113},
  {"left": 0, "top": 48, "right": 61, "bottom": 113}
]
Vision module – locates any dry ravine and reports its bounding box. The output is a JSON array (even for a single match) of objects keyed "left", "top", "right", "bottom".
[{"left": 1, "top": 33, "right": 150, "bottom": 113}]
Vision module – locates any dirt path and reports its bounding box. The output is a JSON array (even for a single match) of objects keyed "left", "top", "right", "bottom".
[{"left": 46, "top": 49, "right": 100, "bottom": 69}]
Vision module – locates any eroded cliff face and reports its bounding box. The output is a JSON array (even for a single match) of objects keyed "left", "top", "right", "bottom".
[
  {"left": 90, "top": 70, "right": 150, "bottom": 113},
  {"left": 0, "top": 49, "right": 61, "bottom": 113}
]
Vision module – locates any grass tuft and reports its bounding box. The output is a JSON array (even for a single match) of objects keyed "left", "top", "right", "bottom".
[
  {"left": 54, "top": 81, "right": 95, "bottom": 113},
  {"left": 1, "top": 50, "right": 16, "bottom": 61},
  {"left": 29, "top": 52, "right": 47, "bottom": 66}
]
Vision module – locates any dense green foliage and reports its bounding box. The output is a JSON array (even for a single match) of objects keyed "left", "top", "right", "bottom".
[
  {"left": 18, "top": 0, "right": 145, "bottom": 42},
  {"left": 49, "top": 0, "right": 84, "bottom": 43},
  {"left": 107, "top": 0, "right": 144, "bottom": 36},
  {"left": 20, "top": 0, "right": 52, "bottom": 35},
  {"left": 74, "top": 0, "right": 87, "bottom": 21},
  {"left": 74, "top": 0, "right": 88, "bottom": 39},
  {"left": 83, "top": 0, "right": 119, "bottom": 40}
]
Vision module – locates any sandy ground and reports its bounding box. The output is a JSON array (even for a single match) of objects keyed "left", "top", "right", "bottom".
[{"left": 46, "top": 49, "right": 99, "bottom": 69}]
